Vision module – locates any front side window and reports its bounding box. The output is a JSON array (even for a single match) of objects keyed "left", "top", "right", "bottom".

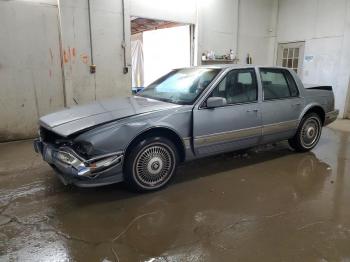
[
  {"left": 137, "top": 68, "right": 220, "bottom": 105},
  {"left": 210, "top": 69, "right": 258, "bottom": 104},
  {"left": 260, "top": 69, "right": 299, "bottom": 100}
]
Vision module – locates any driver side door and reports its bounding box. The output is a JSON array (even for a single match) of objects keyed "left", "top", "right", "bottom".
[{"left": 193, "top": 68, "right": 262, "bottom": 156}]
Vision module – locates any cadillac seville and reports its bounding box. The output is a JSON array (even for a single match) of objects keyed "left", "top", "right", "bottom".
[{"left": 34, "top": 65, "right": 338, "bottom": 191}]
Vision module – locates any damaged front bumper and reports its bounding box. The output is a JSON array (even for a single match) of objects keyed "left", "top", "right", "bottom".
[{"left": 33, "top": 139, "right": 124, "bottom": 187}]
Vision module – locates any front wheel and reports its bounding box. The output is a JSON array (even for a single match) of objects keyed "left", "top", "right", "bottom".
[
  {"left": 288, "top": 113, "right": 322, "bottom": 152},
  {"left": 124, "top": 136, "right": 178, "bottom": 192}
]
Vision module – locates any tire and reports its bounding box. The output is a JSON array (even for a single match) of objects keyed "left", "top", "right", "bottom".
[
  {"left": 288, "top": 113, "right": 322, "bottom": 152},
  {"left": 124, "top": 136, "right": 179, "bottom": 192}
]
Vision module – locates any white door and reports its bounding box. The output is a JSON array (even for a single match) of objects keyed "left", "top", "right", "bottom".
[
  {"left": 277, "top": 42, "right": 305, "bottom": 76},
  {"left": 0, "top": 1, "right": 65, "bottom": 141}
]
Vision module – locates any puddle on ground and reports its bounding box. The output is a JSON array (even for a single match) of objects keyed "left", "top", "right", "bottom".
[{"left": 0, "top": 128, "right": 349, "bottom": 261}]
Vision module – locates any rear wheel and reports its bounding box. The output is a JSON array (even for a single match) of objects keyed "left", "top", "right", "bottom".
[
  {"left": 124, "top": 136, "right": 178, "bottom": 192},
  {"left": 288, "top": 113, "right": 322, "bottom": 152}
]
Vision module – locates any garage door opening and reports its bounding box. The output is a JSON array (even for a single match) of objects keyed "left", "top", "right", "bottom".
[{"left": 130, "top": 17, "right": 193, "bottom": 93}]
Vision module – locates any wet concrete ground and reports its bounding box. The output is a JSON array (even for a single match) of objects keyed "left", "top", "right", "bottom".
[{"left": 0, "top": 124, "right": 349, "bottom": 261}]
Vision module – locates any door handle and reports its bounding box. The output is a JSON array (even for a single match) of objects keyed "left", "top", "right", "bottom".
[
  {"left": 246, "top": 109, "right": 259, "bottom": 113},
  {"left": 291, "top": 103, "right": 301, "bottom": 107}
]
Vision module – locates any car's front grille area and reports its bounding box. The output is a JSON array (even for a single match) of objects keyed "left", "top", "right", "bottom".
[
  {"left": 40, "top": 126, "right": 65, "bottom": 144},
  {"left": 72, "top": 143, "right": 89, "bottom": 158}
]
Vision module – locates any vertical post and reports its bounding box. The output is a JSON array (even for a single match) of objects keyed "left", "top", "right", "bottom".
[
  {"left": 235, "top": 0, "right": 240, "bottom": 58},
  {"left": 87, "top": 0, "right": 96, "bottom": 74},
  {"left": 121, "top": 0, "right": 128, "bottom": 74},
  {"left": 190, "top": 24, "right": 195, "bottom": 66},
  {"left": 57, "top": 2, "right": 67, "bottom": 107}
]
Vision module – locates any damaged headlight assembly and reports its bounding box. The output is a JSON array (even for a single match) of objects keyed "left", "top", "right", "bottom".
[
  {"left": 54, "top": 147, "right": 123, "bottom": 178},
  {"left": 55, "top": 151, "right": 79, "bottom": 165}
]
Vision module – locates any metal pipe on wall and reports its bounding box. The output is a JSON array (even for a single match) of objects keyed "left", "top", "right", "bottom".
[
  {"left": 236, "top": 0, "right": 240, "bottom": 59},
  {"left": 57, "top": 1, "right": 67, "bottom": 107},
  {"left": 121, "top": 0, "right": 128, "bottom": 74},
  {"left": 87, "top": 0, "right": 96, "bottom": 74}
]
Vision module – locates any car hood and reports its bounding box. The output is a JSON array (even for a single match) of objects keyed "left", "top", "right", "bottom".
[{"left": 39, "top": 96, "right": 181, "bottom": 137}]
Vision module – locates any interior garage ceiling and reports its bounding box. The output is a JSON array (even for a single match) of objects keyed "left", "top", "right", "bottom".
[{"left": 131, "top": 17, "right": 184, "bottom": 35}]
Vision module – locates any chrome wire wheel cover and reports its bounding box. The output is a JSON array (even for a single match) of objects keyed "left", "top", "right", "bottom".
[
  {"left": 133, "top": 143, "right": 175, "bottom": 188},
  {"left": 300, "top": 117, "right": 321, "bottom": 149}
]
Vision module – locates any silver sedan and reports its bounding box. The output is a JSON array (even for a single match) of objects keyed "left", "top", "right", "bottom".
[{"left": 34, "top": 65, "right": 338, "bottom": 191}]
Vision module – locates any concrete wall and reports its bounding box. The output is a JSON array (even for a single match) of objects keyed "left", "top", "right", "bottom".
[
  {"left": 60, "top": 0, "right": 350, "bottom": 117},
  {"left": 235, "top": 0, "right": 350, "bottom": 117},
  {"left": 3, "top": 0, "right": 348, "bottom": 142},
  {"left": 0, "top": 0, "right": 240, "bottom": 141},
  {"left": 339, "top": 2, "right": 350, "bottom": 119},
  {"left": 196, "top": 0, "right": 238, "bottom": 63},
  {"left": 59, "top": 0, "right": 131, "bottom": 107},
  {"left": 59, "top": 0, "right": 239, "bottom": 104},
  {"left": 237, "top": 0, "right": 278, "bottom": 65},
  {"left": 0, "top": 0, "right": 64, "bottom": 141},
  {"left": 276, "top": 0, "right": 350, "bottom": 117}
]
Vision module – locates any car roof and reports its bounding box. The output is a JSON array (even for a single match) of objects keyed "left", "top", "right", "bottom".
[{"left": 176, "top": 64, "right": 288, "bottom": 70}]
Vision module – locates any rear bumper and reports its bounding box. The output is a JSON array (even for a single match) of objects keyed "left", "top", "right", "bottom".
[
  {"left": 33, "top": 139, "right": 124, "bottom": 187},
  {"left": 324, "top": 109, "right": 339, "bottom": 126}
]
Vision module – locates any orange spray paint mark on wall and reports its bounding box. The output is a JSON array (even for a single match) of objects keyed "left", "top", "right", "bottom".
[
  {"left": 68, "top": 47, "right": 71, "bottom": 61},
  {"left": 71, "top": 48, "right": 76, "bottom": 64},
  {"left": 63, "top": 50, "right": 69, "bottom": 63},
  {"left": 62, "top": 47, "right": 78, "bottom": 64}
]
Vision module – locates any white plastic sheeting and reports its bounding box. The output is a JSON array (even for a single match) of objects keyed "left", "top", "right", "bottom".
[{"left": 131, "top": 39, "right": 144, "bottom": 88}]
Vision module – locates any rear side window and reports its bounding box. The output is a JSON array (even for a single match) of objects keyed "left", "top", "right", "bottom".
[{"left": 260, "top": 69, "right": 299, "bottom": 100}]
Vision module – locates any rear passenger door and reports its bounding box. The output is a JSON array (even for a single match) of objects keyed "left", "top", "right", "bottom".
[{"left": 259, "top": 68, "right": 304, "bottom": 143}]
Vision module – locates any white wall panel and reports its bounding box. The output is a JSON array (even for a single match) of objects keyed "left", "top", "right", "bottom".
[
  {"left": 59, "top": 1, "right": 96, "bottom": 106},
  {"left": 10, "top": 0, "right": 348, "bottom": 140},
  {"left": 238, "top": 0, "right": 278, "bottom": 65},
  {"left": 277, "top": 0, "right": 350, "bottom": 117},
  {"left": 314, "top": 0, "right": 347, "bottom": 38},
  {"left": 197, "top": 0, "right": 238, "bottom": 63},
  {"left": 0, "top": 0, "right": 64, "bottom": 141},
  {"left": 338, "top": 1, "right": 350, "bottom": 118},
  {"left": 277, "top": 0, "right": 317, "bottom": 42},
  {"left": 91, "top": 6, "right": 131, "bottom": 100}
]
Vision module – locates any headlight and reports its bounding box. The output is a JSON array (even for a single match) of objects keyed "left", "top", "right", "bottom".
[{"left": 55, "top": 151, "right": 79, "bottom": 165}]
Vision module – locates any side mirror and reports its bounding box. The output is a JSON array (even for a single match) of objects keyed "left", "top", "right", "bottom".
[{"left": 206, "top": 97, "right": 227, "bottom": 108}]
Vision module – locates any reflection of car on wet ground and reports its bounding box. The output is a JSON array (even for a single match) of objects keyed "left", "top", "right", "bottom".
[{"left": 33, "top": 65, "right": 338, "bottom": 191}]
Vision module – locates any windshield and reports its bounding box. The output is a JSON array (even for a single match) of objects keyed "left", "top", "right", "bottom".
[{"left": 136, "top": 68, "right": 221, "bottom": 104}]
